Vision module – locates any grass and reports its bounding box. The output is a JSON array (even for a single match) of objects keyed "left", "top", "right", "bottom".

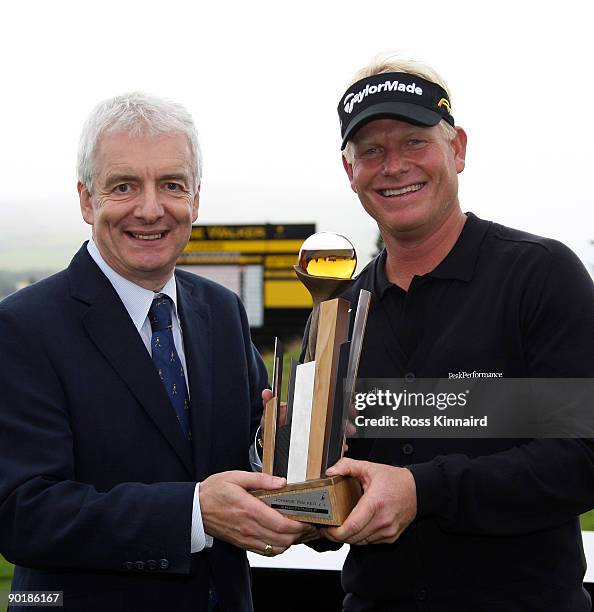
[
  {"left": 581, "top": 510, "right": 594, "bottom": 531},
  {"left": 261, "top": 338, "right": 303, "bottom": 400},
  {"left": 0, "top": 555, "right": 11, "bottom": 580},
  {"left": 0, "top": 554, "right": 12, "bottom": 609}
]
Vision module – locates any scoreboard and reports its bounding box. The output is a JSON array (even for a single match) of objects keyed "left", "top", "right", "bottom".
[{"left": 177, "top": 223, "right": 315, "bottom": 339}]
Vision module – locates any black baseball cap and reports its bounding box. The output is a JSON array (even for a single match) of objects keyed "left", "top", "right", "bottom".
[{"left": 338, "top": 72, "right": 455, "bottom": 149}]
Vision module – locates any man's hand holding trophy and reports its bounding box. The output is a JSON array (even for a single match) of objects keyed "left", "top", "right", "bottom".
[{"left": 252, "top": 232, "right": 370, "bottom": 526}]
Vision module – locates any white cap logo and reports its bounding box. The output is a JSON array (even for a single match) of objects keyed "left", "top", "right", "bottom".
[{"left": 343, "top": 80, "right": 423, "bottom": 114}]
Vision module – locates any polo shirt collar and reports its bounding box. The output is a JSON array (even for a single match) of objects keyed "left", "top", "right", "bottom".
[
  {"left": 428, "top": 212, "right": 491, "bottom": 281},
  {"left": 371, "top": 250, "right": 392, "bottom": 298},
  {"left": 371, "top": 212, "right": 492, "bottom": 296}
]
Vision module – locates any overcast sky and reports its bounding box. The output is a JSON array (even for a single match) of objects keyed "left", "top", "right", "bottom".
[{"left": 1, "top": 0, "right": 592, "bottom": 274}]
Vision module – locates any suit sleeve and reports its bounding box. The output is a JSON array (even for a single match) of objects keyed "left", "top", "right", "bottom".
[
  {"left": 233, "top": 293, "right": 268, "bottom": 440},
  {"left": 0, "top": 306, "right": 196, "bottom": 574},
  {"left": 409, "top": 243, "right": 594, "bottom": 535}
]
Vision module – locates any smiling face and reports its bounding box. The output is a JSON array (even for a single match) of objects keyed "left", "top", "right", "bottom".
[
  {"left": 78, "top": 131, "right": 199, "bottom": 291},
  {"left": 343, "top": 118, "right": 467, "bottom": 240}
]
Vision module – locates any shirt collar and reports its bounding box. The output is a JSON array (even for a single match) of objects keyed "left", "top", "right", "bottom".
[
  {"left": 371, "top": 249, "right": 392, "bottom": 298},
  {"left": 371, "top": 212, "right": 492, "bottom": 297},
  {"left": 86, "top": 238, "right": 179, "bottom": 332},
  {"left": 427, "top": 212, "right": 491, "bottom": 281}
]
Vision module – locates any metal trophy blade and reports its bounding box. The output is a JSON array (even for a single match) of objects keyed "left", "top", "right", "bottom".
[
  {"left": 325, "top": 290, "right": 371, "bottom": 470},
  {"left": 252, "top": 232, "right": 370, "bottom": 525},
  {"left": 262, "top": 339, "right": 282, "bottom": 474}
]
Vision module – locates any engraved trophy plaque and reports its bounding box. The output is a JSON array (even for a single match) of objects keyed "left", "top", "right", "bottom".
[{"left": 252, "top": 232, "right": 371, "bottom": 526}]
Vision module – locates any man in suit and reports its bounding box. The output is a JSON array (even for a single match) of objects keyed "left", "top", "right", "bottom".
[
  {"left": 0, "top": 92, "right": 310, "bottom": 611},
  {"left": 318, "top": 55, "right": 594, "bottom": 610}
]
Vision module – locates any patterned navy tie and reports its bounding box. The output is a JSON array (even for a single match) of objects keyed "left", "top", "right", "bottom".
[
  {"left": 148, "top": 296, "right": 191, "bottom": 440},
  {"left": 149, "top": 296, "right": 217, "bottom": 610}
]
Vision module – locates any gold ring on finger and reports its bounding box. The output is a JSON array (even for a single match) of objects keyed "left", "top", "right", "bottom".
[{"left": 263, "top": 543, "right": 274, "bottom": 556}]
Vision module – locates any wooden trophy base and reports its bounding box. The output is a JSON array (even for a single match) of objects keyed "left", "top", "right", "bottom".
[{"left": 251, "top": 475, "right": 362, "bottom": 526}]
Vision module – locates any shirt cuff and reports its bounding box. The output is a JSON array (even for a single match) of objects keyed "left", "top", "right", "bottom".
[
  {"left": 249, "top": 426, "right": 263, "bottom": 472},
  {"left": 191, "top": 482, "right": 213, "bottom": 552}
]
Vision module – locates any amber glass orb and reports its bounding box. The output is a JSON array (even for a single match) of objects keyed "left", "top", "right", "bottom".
[{"left": 297, "top": 232, "right": 357, "bottom": 279}]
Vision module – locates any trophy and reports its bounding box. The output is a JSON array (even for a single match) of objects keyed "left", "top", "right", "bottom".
[{"left": 252, "top": 232, "right": 371, "bottom": 526}]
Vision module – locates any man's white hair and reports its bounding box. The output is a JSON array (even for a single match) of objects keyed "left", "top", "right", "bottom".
[
  {"left": 343, "top": 54, "right": 457, "bottom": 162},
  {"left": 77, "top": 91, "right": 202, "bottom": 194}
]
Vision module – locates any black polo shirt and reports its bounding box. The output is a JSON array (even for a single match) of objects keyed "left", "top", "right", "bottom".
[{"left": 339, "top": 213, "right": 594, "bottom": 611}]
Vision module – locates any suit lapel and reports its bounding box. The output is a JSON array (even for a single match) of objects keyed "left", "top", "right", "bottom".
[
  {"left": 176, "top": 274, "right": 213, "bottom": 481},
  {"left": 68, "top": 246, "right": 194, "bottom": 477}
]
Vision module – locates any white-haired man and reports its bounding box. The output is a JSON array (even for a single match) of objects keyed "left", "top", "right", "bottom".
[
  {"left": 0, "top": 92, "right": 310, "bottom": 612},
  {"left": 321, "top": 57, "right": 594, "bottom": 611}
]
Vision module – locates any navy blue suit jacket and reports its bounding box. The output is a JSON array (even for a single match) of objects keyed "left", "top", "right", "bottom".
[{"left": 0, "top": 245, "right": 266, "bottom": 611}]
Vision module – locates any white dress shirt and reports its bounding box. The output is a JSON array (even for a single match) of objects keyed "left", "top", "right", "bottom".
[{"left": 87, "top": 239, "right": 213, "bottom": 552}]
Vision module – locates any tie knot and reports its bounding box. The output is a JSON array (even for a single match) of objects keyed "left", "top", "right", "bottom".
[{"left": 148, "top": 296, "right": 173, "bottom": 332}]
